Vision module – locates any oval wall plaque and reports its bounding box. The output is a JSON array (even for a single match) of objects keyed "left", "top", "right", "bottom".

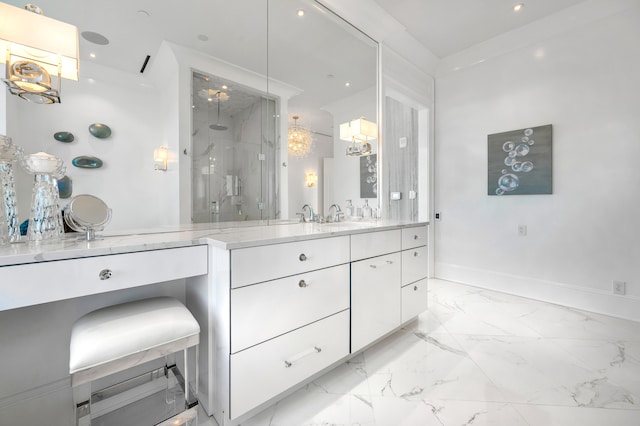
[
  {"left": 72, "top": 156, "right": 103, "bottom": 169},
  {"left": 88, "top": 123, "right": 111, "bottom": 139}
]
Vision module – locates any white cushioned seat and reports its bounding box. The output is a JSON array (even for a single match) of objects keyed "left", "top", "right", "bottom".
[{"left": 69, "top": 297, "right": 200, "bottom": 386}]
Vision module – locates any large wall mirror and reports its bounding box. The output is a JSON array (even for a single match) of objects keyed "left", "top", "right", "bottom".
[{"left": 3, "top": 0, "right": 378, "bottom": 231}]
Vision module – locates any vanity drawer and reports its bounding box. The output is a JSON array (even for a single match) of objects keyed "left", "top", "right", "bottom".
[
  {"left": 230, "top": 310, "right": 349, "bottom": 419},
  {"left": 401, "top": 245, "right": 428, "bottom": 286},
  {"left": 350, "top": 229, "right": 401, "bottom": 261},
  {"left": 402, "top": 225, "right": 428, "bottom": 250},
  {"left": 231, "top": 235, "right": 349, "bottom": 288},
  {"left": 402, "top": 278, "right": 428, "bottom": 323},
  {"left": 230, "top": 264, "right": 349, "bottom": 353},
  {"left": 0, "top": 245, "right": 208, "bottom": 311}
]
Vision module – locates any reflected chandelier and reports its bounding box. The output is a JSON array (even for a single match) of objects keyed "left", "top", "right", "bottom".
[{"left": 288, "top": 115, "right": 312, "bottom": 158}]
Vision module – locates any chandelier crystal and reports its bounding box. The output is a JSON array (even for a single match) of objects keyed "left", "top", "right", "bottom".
[{"left": 288, "top": 115, "right": 312, "bottom": 158}]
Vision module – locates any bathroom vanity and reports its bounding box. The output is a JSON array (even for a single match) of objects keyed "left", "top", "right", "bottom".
[
  {"left": 0, "top": 220, "right": 428, "bottom": 425},
  {"left": 184, "top": 221, "right": 428, "bottom": 425}
]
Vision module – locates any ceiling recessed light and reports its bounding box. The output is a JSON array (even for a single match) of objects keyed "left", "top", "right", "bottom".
[
  {"left": 345, "top": 82, "right": 351, "bottom": 87},
  {"left": 297, "top": 9, "right": 305, "bottom": 17},
  {"left": 222, "top": 85, "right": 228, "bottom": 90},
  {"left": 89, "top": 53, "right": 96, "bottom": 58},
  {"left": 197, "top": 34, "right": 209, "bottom": 42},
  {"left": 513, "top": 3, "right": 524, "bottom": 12}
]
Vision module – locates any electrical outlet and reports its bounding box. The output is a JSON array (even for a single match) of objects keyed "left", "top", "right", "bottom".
[
  {"left": 518, "top": 225, "right": 527, "bottom": 236},
  {"left": 613, "top": 280, "right": 626, "bottom": 295},
  {"left": 435, "top": 212, "right": 441, "bottom": 221}
]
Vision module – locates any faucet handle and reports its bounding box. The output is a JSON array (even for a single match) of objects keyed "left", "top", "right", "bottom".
[{"left": 296, "top": 213, "right": 305, "bottom": 223}]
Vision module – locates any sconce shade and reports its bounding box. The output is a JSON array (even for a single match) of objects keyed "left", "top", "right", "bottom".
[
  {"left": 339, "top": 117, "right": 377, "bottom": 156},
  {"left": 305, "top": 171, "right": 317, "bottom": 187},
  {"left": 339, "top": 117, "right": 378, "bottom": 142},
  {"left": 0, "top": 2, "right": 79, "bottom": 81},
  {"left": 154, "top": 146, "right": 169, "bottom": 171},
  {"left": 1, "top": 2, "right": 79, "bottom": 103}
]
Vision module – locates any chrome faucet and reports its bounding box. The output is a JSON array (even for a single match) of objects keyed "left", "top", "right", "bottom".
[
  {"left": 301, "top": 204, "right": 314, "bottom": 222},
  {"left": 328, "top": 204, "right": 344, "bottom": 222}
]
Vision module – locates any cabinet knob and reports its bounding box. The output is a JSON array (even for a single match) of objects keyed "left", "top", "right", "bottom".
[
  {"left": 299, "top": 280, "right": 308, "bottom": 288},
  {"left": 299, "top": 253, "right": 307, "bottom": 261},
  {"left": 414, "top": 235, "right": 419, "bottom": 240},
  {"left": 414, "top": 285, "right": 418, "bottom": 291},
  {"left": 414, "top": 251, "right": 419, "bottom": 257},
  {"left": 99, "top": 269, "right": 112, "bottom": 280}
]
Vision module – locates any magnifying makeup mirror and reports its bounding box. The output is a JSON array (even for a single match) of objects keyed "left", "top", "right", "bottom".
[{"left": 63, "top": 194, "right": 112, "bottom": 241}]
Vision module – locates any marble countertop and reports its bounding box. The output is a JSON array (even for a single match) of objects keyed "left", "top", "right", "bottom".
[{"left": 0, "top": 219, "right": 428, "bottom": 267}]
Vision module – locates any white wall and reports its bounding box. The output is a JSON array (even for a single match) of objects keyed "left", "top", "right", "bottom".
[
  {"left": 434, "top": 5, "right": 640, "bottom": 320},
  {"left": 6, "top": 61, "right": 178, "bottom": 232},
  {"left": 287, "top": 132, "right": 333, "bottom": 218}
]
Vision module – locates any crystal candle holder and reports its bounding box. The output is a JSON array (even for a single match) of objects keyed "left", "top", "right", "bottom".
[
  {"left": 0, "top": 135, "right": 23, "bottom": 243},
  {"left": 21, "top": 152, "right": 66, "bottom": 242}
]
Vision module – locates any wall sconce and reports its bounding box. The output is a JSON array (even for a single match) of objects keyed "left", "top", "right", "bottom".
[
  {"left": 339, "top": 117, "right": 378, "bottom": 157},
  {"left": 305, "top": 171, "right": 317, "bottom": 187},
  {"left": 154, "top": 146, "right": 169, "bottom": 171},
  {"left": 0, "top": 3, "right": 79, "bottom": 104}
]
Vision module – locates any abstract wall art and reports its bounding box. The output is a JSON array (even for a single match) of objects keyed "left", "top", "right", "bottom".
[
  {"left": 488, "top": 124, "right": 552, "bottom": 196},
  {"left": 360, "top": 154, "right": 377, "bottom": 198}
]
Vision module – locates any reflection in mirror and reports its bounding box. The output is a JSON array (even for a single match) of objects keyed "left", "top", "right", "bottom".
[
  {"left": 2, "top": 0, "right": 377, "bottom": 230},
  {"left": 191, "top": 72, "right": 278, "bottom": 222},
  {"left": 268, "top": 1, "right": 378, "bottom": 219}
]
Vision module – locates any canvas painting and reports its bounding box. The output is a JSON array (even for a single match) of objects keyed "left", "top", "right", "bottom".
[
  {"left": 360, "top": 154, "right": 377, "bottom": 198},
  {"left": 488, "top": 124, "right": 552, "bottom": 196}
]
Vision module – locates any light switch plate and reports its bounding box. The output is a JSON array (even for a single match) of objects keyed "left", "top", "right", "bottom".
[
  {"left": 399, "top": 136, "right": 407, "bottom": 148},
  {"left": 390, "top": 192, "right": 401, "bottom": 200}
]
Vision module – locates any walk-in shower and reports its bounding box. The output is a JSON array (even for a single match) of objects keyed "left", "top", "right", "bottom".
[{"left": 191, "top": 72, "right": 279, "bottom": 223}]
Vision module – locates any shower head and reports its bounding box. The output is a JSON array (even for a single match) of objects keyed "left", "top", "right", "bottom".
[
  {"left": 209, "top": 91, "right": 228, "bottom": 131},
  {"left": 209, "top": 123, "right": 228, "bottom": 131}
]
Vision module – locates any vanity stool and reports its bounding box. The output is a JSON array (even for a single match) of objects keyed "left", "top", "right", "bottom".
[{"left": 69, "top": 297, "right": 200, "bottom": 425}]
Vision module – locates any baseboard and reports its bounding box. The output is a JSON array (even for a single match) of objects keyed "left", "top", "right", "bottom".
[{"left": 435, "top": 262, "right": 640, "bottom": 322}]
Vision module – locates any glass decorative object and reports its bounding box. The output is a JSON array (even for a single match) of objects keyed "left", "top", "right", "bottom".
[
  {"left": 0, "top": 135, "right": 24, "bottom": 242},
  {"left": 88, "top": 123, "right": 111, "bottom": 139},
  {"left": 72, "top": 155, "right": 103, "bottom": 169},
  {"left": 54, "top": 131, "right": 74, "bottom": 143},
  {"left": 21, "top": 152, "right": 66, "bottom": 242}
]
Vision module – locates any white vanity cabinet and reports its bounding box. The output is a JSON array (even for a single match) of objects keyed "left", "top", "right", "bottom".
[
  {"left": 351, "top": 229, "right": 402, "bottom": 352},
  {"left": 198, "top": 223, "right": 429, "bottom": 426},
  {"left": 205, "top": 235, "right": 351, "bottom": 423},
  {"left": 401, "top": 226, "right": 429, "bottom": 322}
]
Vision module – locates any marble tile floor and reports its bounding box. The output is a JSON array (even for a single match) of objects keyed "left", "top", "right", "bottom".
[{"left": 201, "top": 279, "right": 640, "bottom": 426}]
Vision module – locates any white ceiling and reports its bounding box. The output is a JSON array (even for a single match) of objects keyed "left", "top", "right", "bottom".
[
  {"left": 372, "top": 0, "right": 589, "bottom": 58},
  {"left": 4, "top": 0, "right": 597, "bottom": 134}
]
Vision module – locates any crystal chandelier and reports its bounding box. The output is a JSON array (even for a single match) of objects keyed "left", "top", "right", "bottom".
[{"left": 288, "top": 115, "right": 312, "bottom": 158}]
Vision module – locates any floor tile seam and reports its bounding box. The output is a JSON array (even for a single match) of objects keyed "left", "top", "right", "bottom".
[{"left": 437, "top": 326, "right": 515, "bottom": 404}]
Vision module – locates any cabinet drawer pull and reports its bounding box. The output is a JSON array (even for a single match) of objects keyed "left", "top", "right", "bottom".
[
  {"left": 413, "top": 251, "right": 419, "bottom": 257},
  {"left": 299, "top": 253, "right": 307, "bottom": 262},
  {"left": 369, "top": 260, "right": 394, "bottom": 269},
  {"left": 284, "top": 346, "right": 322, "bottom": 368},
  {"left": 414, "top": 285, "right": 418, "bottom": 291},
  {"left": 98, "top": 269, "right": 112, "bottom": 280},
  {"left": 298, "top": 280, "right": 308, "bottom": 288},
  {"left": 414, "top": 234, "right": 419, "bottom": 240}
]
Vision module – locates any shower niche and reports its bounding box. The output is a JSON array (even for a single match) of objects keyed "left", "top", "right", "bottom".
[{"left": 191, "top": 72, "right": 279, "bottom": 223}]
